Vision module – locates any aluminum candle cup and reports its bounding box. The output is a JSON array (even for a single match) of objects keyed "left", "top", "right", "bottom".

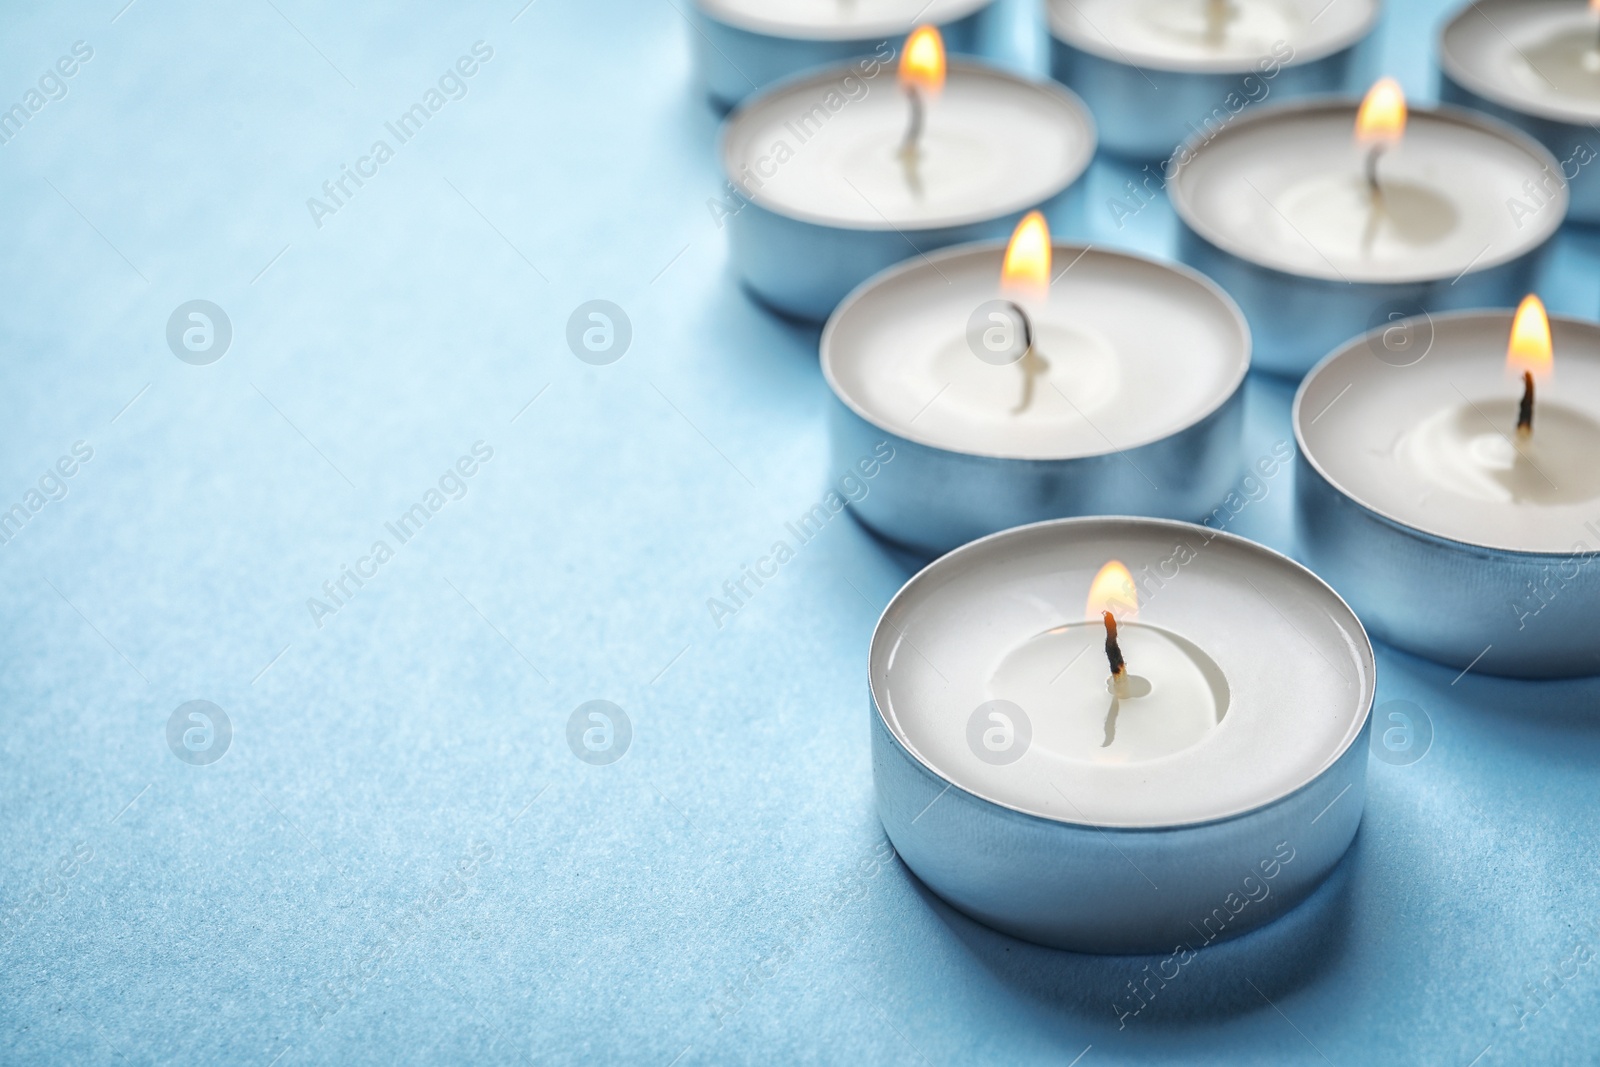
[
  {"left": 822, "top": 241, "right": 1249, "bottom": 558},
  {"left": 870, "top": 517, "right": 1374, "bottom": 954},
  {"left": 719, "top": 61, "right": 1096, "bottom": 322},
  {"left": 1295, "top": 310, "right": 1600, "bottom": 679},
  {"left": 1439, "top": 0, "right": 1600, "bottom": 225},
  {"left": 1046, "top": 0, "right": 1380, "bottom": 159},
  {"left": 1170, "top": 99, "right": 1567, "bottom": 379},
  {"left": 692, "top": 0, "right": 1002, "bottom": 111}
]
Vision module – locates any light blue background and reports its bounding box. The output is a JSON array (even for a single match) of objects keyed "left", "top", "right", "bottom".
[{"left": 2, "top": 0, "right": 1599, "bottom": 1063}]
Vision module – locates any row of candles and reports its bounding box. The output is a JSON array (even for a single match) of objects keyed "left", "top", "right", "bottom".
[{"left": 687, "top": 1, "right": 1600, "bottom": 954}]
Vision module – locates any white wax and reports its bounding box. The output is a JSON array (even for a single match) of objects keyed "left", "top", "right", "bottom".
[
  {"left": 823, "top": 244, "right": 1247, "bottom": 459},
  {"left": 1171, "top": 104, "right": 1562, "bottom": 282},
  {"left": 701, "top": 0, "right": 989, "bottom": 39},
  {"left": 1048, "top": 0, "right": 1376, "bottom": 69},
  {"left": 1298, "top": 313, "right": 1600, "bottom": 553},
  {"left": 1443, "top": 0, "right": 1600, "bottom": 122},
  {"left": 991, "top": 621, "right": 1228, "bottom": 762},
  {"left": 872, "top": 519, "right": 1372, "bottom": 827},
  {"left": 722, "top": 62, "right": 1093, "bottom": 228}
]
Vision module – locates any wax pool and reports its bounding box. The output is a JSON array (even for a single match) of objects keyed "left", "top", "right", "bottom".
[{"left": 989, "top": 621, "right": 1229, "bottom": 763}]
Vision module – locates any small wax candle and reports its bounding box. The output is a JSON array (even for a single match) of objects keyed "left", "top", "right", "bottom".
[
  {"left": 1177, "top": 93, "right": 1547, "bottom": 281},
  {"left": 876, "top": 521, "right": 1369, "bottom": 827},
  {"left": 1295, "top": 304, "right": 1600, "bottom": 677},
  {"left": 823, "top": 226, "right": 1247, "bottom": 555},
  {"left": 870, "top": 517, "right": 1374, "bottom": 951},
  {"left": 720, "top": 29, "right": 1095, "bottom": 320},
  {"left": 1302, "top": 300, "right": 1600, "bottom": 552},
  {"left": 1170, "top": 88, "right": 1564, "bottom": 375},
  {"left": 1046, "top": 0, "right": 1379, "bottom": 158},
  {"left": 1439, "top": 0, "right": 1600, "bottom": 223}
]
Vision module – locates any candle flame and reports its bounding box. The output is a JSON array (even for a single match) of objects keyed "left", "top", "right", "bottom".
[
  {"left": 1507, "top": 294, "right": 1553, "bottom": 380},
  {"left": 1355, "top": 77, "right": 1407, "bottom": 147},
  {"left": 1592, "top": 0, "right": 1600, "bottom": 16},
  {"left": 1086, "top": 560, "right": 1137, "bottom": 621},
  {"left": 899, "top": 25, "right": 946, "bottom": 96},
  {"left": 1000, "top": 211, "right": 1051, "bottom": 303}
]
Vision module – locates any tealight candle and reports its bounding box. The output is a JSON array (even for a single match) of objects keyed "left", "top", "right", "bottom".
[
  {"left": 823, "top": 214, "right": 1248, "bottom": 556},
  {"left": 692, "top": 0, "right": 1001, "bottom": 111},
  {"left": 871, "top": 517, "right": 1374, "bottom": 953},
  {"left": 1296, "top": 300, "right": 1600, "bottom": 678},
  {"left": 1170, "top": 81, "right": 1566, "bottom": 378},
  {"left": 1047, "top": 0, "right": 1380, "bottom": 158},
  {"left": 720, "top": 27, "right": 1096, "bottom": 321},
  {"left": 1440, "top": 0, "right": 1600, "bottom": 223}
]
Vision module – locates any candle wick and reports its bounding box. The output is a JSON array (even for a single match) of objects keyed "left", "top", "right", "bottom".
[
  {"left": 899, "top": 86, "right": 924, "bottom": 162},
  {"left": 1517, "top": 369, "right": 1535, "bottom": 439},
  {"left": 1003, "top": 300, "right": 1048, "bottom": 414},
  {"left": 1364, "top": 144, "right": 1386, "bottom": 201},
  {"left": 1204, "top": 0, "right": 1231, "bottom": 43},
  {"left": 1102, "top": 610, "right": 1126, "bottom": 678}
]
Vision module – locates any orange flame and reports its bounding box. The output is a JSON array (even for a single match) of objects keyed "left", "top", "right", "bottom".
[
  {"left": 1507, "top": 294, "right": 1553, "bottom": 380},
  {"left": 1086, "top": 560, "right": 1137, "bottom": 621},
  {"left": 1355, "top": 77, "right": 1407, "bottom": 146},
  {"left": 1592, "top": 0, "right": 1600, "bottom": 16},
  {"left": 1000, "top": 211, "right": 1051, "bottom": 303},
  {"left": 899, "top": 25, "right": 946, "bottom": 96}
]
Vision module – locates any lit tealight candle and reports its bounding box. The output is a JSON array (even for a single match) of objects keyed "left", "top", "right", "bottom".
[
  {"left": 1296, "top": 299, "right": 1600, "bottom": 677},
  {"left": 692, "top": 0, "right": 1002, "bottom": 110},
  {"left": 1440, "top": 0, "right": 1600, "bottom": 222},
  {"left": 1170, "top": 80, "right": 1566, "bottom": 377},
  {"left": 991, "top": 560, "right": 1227, "bottom": 763},
  {"left": 1047, "top": 0, "right": 1380, "bottom": 158},
  {"left": 871, "top": 517, "right": 1374, "bottom": 952},
  {"left": 720, "top": 26, "right": 1095, "bottom": 321},
  {"left": 823, "top": 214, "right": 1249, "bottom": 556}
]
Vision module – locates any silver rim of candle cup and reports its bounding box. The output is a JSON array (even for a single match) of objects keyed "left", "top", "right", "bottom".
[
  {"left": 869, "top": 516, "right": 1375, "bottom": 953},
  {"left": 1437, "top": 0, "right": 1600, "bottom": 128},
  {"left": 1293, "top": 309, "right": 1600, "bottom": 677},
  {"left": 1044, "top": 0, "right": 1382, "bottom": 75},
  {"left": 695, "top": 0, "right": 995, "bottom": 41},
  {"left": 718, "top": 58, "right": 1097, "bottom": 233},
  {"left": 1167, "top": 97, "right": 1569, "bottom": 286},
  {"left": 821, "top": 240, "right": 1250, "bottom": 460}
]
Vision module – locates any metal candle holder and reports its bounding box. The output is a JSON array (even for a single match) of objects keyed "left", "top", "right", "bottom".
[
  {"left": 823, "top": 242, "right": 1249, "bottom": 558},
  {"left": 1170, "top": 99, "right": 1567, "bottom": 379},
  {"left": 1438, "top": 0, "right": 1600, "bottom": 225},
  {"left": 870, "top": 517, "right": 1374, "bottom": 954},
  {"left": 1294, "top": 311, "right": 1600, "bottom": 679}
]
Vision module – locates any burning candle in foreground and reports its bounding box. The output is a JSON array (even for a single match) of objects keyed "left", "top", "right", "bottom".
[
  {"left": 868, "top": 516, "right": 1374, "bottom": 952},
  {"left": 983, "top": 557, "right": 1216, "bottom": 759}
]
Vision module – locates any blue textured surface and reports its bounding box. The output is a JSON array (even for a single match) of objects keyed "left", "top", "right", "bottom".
[{"left": 3, "top": 0, "right": 1599, "bottom": 1063}]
